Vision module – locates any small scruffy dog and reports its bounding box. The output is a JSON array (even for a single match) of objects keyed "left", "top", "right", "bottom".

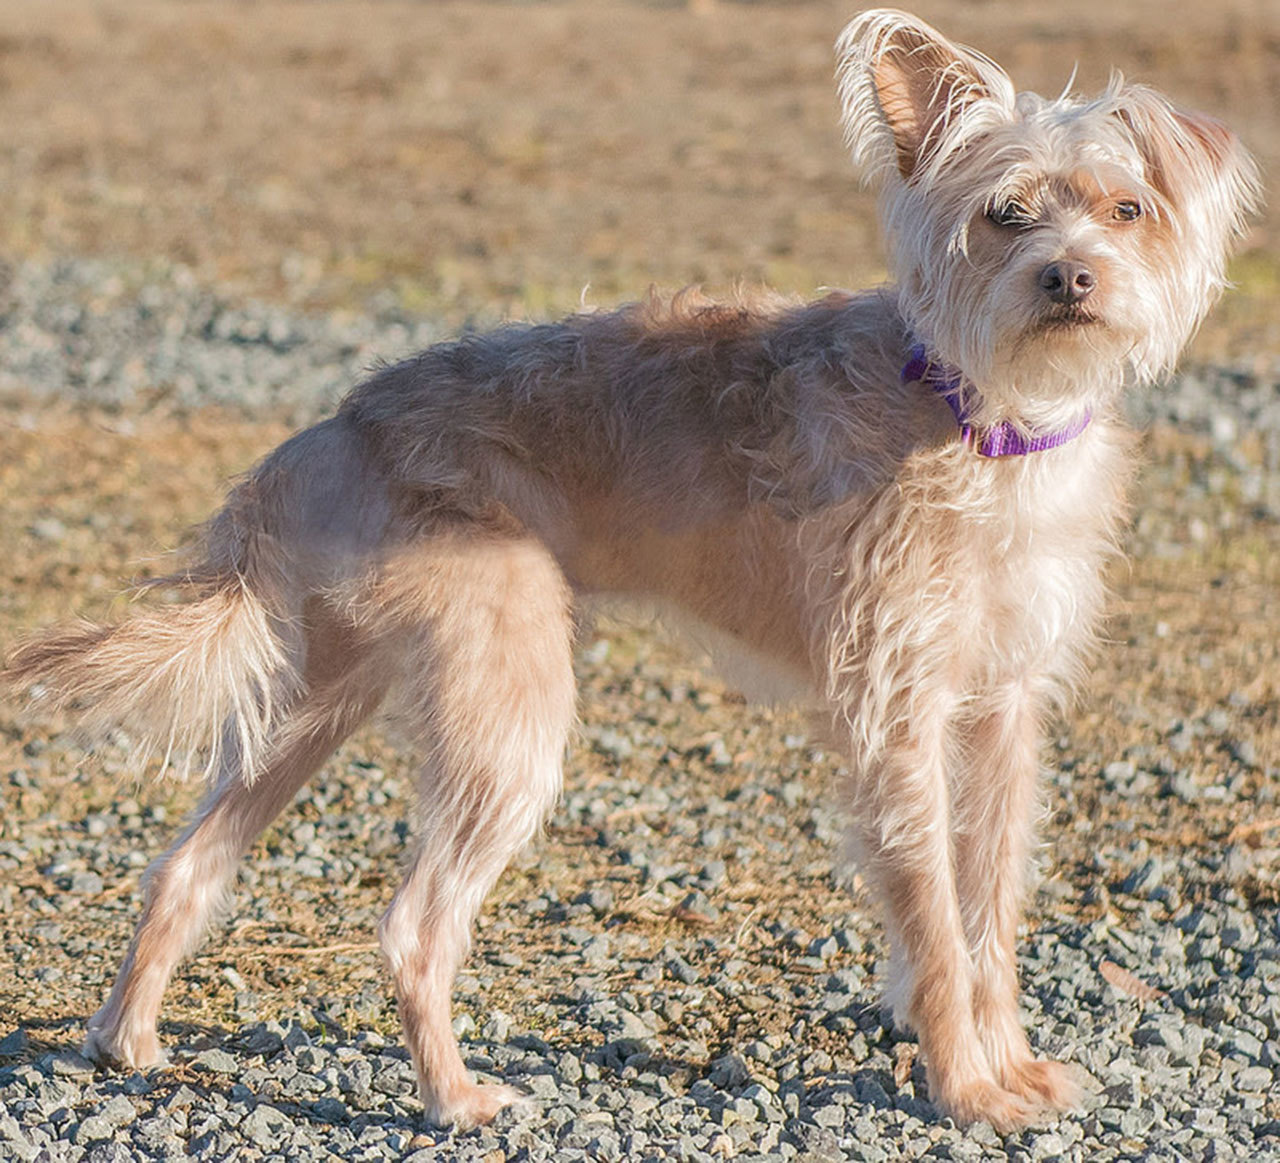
[{"left": 7, "top": 8, "right": 1259, "bottom": 1133}]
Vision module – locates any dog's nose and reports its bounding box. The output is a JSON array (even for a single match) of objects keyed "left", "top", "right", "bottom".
[
  {"left": 1039, "top": 261, "right": 1095, "bottom": 305},
  {"left": 1039, "top": 261, "right": 1096, "bottom": 303}
]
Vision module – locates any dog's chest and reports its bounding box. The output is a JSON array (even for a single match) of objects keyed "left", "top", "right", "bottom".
[{"left": 943, "top": 445, "right": 1117, "bottom": 677}]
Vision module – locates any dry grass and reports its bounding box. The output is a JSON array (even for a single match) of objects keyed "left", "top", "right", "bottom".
[{"left": 0, "top": 0, "right": 1275, "bottom": 350}]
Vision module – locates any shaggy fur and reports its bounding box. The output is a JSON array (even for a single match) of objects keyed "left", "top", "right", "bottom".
[{"left": 5, "top": 9, "right": 1259, "bottom": 1132}]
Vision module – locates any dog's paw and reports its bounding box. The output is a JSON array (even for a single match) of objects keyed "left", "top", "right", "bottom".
[
  {"left": 1000, "top": 1056, "right": 1081, "bottom": 1113},
  {"left": 425, "top": 1081, "right": 533, "bottom": 1132},
  {"left": 935, "top": 1076, "right": 1046, "bottom": 1134},
  {"left": 82, "top": 1019, "right": 167, "bottom": 1071}
]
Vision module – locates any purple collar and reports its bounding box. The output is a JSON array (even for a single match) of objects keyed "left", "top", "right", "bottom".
[{"left": 902, "top": 344, "right": 1092, "bottom": 457}]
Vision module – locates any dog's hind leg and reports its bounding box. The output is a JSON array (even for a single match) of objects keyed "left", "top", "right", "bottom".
[
  {"left": 953, "top": 685, "right": 1079, "bottom": 1113},
  {"left": 83, "top": 600, "right": 386, "bottom": 1070},
  {"left": 372, "top": 534, "right": 575, "bottom": 1130}
]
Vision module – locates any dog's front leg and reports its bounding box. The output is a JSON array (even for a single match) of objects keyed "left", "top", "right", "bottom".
[
  {"left": 953, "top": 684, "right": 1080, "bottom": 1114},
  {"left": 848, "top": 710, "right": 1043, "bottom": 1131}
]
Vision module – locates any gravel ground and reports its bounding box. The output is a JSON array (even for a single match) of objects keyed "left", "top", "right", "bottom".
[
  {"left": 1, "top": 256, "right": 1278, "bottom": 1162},
  {"left": 0, "top": 257, "right": 448, "bottom": 424}
]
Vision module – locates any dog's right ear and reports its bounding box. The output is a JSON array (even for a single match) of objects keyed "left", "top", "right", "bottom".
[{"left": 836, "top": 9, "right": 1015, "bottom": 183}]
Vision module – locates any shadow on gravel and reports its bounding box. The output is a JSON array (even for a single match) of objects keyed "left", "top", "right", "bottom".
[{"left": 0, "top": 1017, "right": 80, "bottom": 1064}]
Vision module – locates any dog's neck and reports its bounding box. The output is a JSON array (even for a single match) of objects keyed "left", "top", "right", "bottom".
[{"left": 902, "top": 344, "right": 1093, "bottom": 457}]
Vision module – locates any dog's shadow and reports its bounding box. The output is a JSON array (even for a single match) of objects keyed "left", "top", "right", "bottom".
[{"left": 1, "top": 1011, "right": 942, "bottom": 1140}]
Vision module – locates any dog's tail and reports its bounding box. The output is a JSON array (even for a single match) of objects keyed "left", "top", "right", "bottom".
[
  {"left": 4, "top": 417, "right": 382, "bottom": 784},
  {"left": 4, "top": 574, "right": 292, "bottom": 784}
]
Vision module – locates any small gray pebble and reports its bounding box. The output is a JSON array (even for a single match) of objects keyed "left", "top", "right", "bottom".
[{"left": 192, "top": 1048, "right": 239, "bottom": 1075}]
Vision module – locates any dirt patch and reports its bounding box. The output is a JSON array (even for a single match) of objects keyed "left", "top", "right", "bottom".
[{"left": 0, "top": 0, "right": 1276, "bottom": 351}]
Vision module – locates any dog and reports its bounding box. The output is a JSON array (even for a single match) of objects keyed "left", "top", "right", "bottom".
[{"left": 5, "top": 8, "right": 1259, "bottom": 1133}]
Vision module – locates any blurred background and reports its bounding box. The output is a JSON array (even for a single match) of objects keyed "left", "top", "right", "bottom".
[{"left": 0, "top": 0, "right": 1275, "bottom": 353}]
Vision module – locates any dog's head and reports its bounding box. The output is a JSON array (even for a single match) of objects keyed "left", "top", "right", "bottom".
[{"left": 836, "top": 10, "right": 1260, "bottom": 424}]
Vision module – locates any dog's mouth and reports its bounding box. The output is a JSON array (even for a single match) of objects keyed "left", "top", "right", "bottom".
[{"left": 1032, "top": 305, "right": 1104, "bottom": 333}]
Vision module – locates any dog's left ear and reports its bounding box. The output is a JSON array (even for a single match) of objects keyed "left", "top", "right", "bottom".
[
  {"left": 836, "top": 9, "right": 1015, "bottom": 183},
  {"left": 1113, "top": 87, "right": 1261, "bottom": 245}
]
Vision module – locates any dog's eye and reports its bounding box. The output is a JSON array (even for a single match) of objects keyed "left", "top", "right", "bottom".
[
  {"left": 986, "top": 200, "right": 1034, "bottom": 228},
  {"left": 1113, "top": 200, "right": 1142, "bottom": 222}
]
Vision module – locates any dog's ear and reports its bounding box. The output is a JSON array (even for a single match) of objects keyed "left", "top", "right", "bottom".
[
  {"left": 836, "top": 10, "right": 1015, "bottom": 182},
  {"left": 1112, "top": 86, "right": 1261, "bottom": 245}
]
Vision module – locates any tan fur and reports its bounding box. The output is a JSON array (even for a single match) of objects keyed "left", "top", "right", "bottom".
[{"left": 4, "top": 9, "right": 1259, "bottom": 1134}]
